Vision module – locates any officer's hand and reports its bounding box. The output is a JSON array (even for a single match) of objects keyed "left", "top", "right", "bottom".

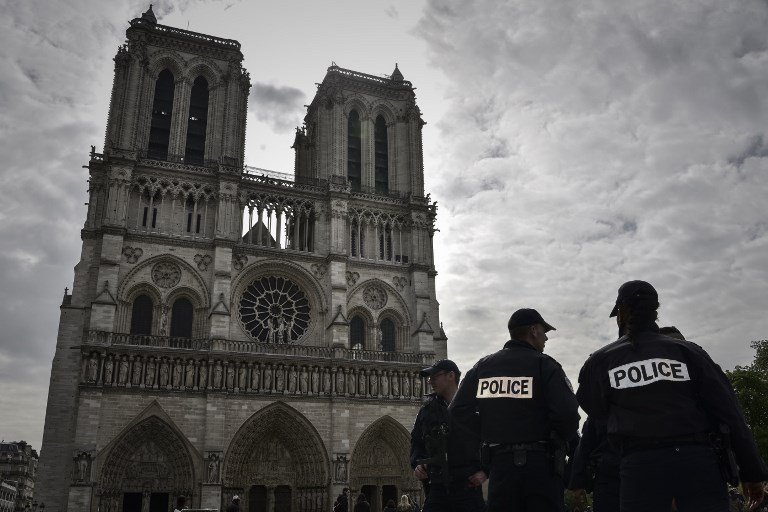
[
  {"left": 467, "top": 471, "right": 487, "bottom": 487},
  {"left": 568, "top": 489, "right": 588, "bottom": 512},
  {"left": 742, "top": 481, "right": 765, "bottom": 510},
  {"left": 414, "top": 465, "right": 428, "bottom": 480}
]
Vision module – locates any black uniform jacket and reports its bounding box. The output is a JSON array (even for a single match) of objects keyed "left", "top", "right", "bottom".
[
  {"left": 410, "top": 392, "right": 483, "bottom": 481},
  {"left": 567, "top": 417, "right": 618, "bottom": 490},
  {"left": 449, "top": 339, "right": 580, "bottom": 445},
  {"left": 577, "top": 325, "right": 768, "bottom": 482}
]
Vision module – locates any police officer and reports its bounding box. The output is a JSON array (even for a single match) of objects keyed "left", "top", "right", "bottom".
[
  {"left": 450, "top": 308, "right": 580, "bottom": 512},
  {"left": 410, "top": 359, "right": 486, "bottom": 512},
  {"left": 577, "top": 280, "right": 768, "bottom": 511}
]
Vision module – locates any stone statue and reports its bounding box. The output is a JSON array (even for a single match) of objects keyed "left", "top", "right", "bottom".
[
  {"left": 275, "top": 365, "right": 285, "bottom": 392},
  {"left": 207, "top": 455, "right": 220, "bottom": 483},
  {"left": 118, "top": 356, "right": 129, "bottom": 384},
  {"left": 263, "top": 365, "right": 273, "bottom": 392},
  {"left": 145, "top": 358, "right": 156, "bottom": 387},
  {"left": 172, "top": 360, "right": 182, "bottom": 388},
  {"left": 335, "top": 370, "right": 345, "bottom": 394},
  {"left": 267, "top": 318, "right": 277, "bottom": 343},
  {"left": 310, "top": 367, "right": 319, "bottom": 394},
  {"left": 86, "top": 354, "right": 98, "bottom": 383},
  {"left": 160, "top": 308, "right": 168, "bottom": 336},
  {"left": 381, "top": 372, "right": 389, "bottom": 397},
  {"left": 369, "top": 371, "right": 378, "bottom": 396},
  {"left": 288, "top": 366, "right": 298, "bottom": 393},
  {"left": 213, "top": 363, "right": 223, "bottom": 389},
  {"left": 198, "top": 361, "right": 208, "bottom": 388},
  {"left": 414, "top": 375, "right": 423, "bottom": 396},
  {"left": 74, "top": 452, "right": 90, "bottom": 482},
  {"left": 238, "top": 364, "right": 248, "bottom": 389},
  {"left": 103, "top": 356, "right": 113, "bottom": 385},
  {"left": 132, "top": 357, "right": 143, "bottom": 386},
  {"left": 392, "top": 372, "right": 400, "bottom": 396},
  {"left": 403, "top": 374, "right": 411, "bottom": 397},
  {"left": 185, "top": 360, "right": 195, "bottom": 388},
  {"left": 277, "top": 316, "right": 286, "bottom": 343},
  {"left": 358, "top": 371, "right": 367, "bottom": 395},
  {"left": 347, "top": 370, "right": 356, "bottom": 396},
  {"left": 159, "top": 359, "right": 169, "bottom": 387},
  {"left": 300, "top": 367, "right": 309, "bottom": 394},
  {"left": 226, "top": 364, "right": 235, "bottom": 390},
  {"left": 376, "top": 327, "right": 383, "bottom": 351},
  {"left": 251, "top": 364, "right": 260, "bottom": 391},
  {"left": 334, "top": 456, "right": 348, "bottom": 482},
  {"left": 323, "top": 368, "right": 331, "bottom": 395}
]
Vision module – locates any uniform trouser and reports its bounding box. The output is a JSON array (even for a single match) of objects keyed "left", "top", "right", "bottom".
[
  {"left": 487, "top": 451, "right": 564, "bottom": 512},
  {"left": 620, "top": 444, "right": 728, "bottom": 512},
  {"left": 593, "top": 460, "right": 620, "bottom": 512},
  {"left": 422, "top": 480, "right": 485, "bottom": 512}
]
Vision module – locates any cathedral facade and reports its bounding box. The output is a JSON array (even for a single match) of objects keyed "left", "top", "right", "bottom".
[{"left": 37, "top": 7, "right": 446, "bottom": 512}]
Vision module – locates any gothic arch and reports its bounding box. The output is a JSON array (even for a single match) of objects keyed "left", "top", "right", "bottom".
[
  {"left": 166, "top": 286, "right": 207, "bottom": 338},
  {"left": 223, "top": 402, "right": 330, "bottom": 510},
  {"left": 343, "top": 96, "right": 371, "bottom": 120},
  {"left": 147, "top": 51, "right": 186, "bottom": 81},
  {"left": 230, "top": 259, "right": 328, "bottom": 344},
  {"left": 370, "top": 102, "right": 396, "bottom": 126},
  {"left": 118, "top": 254, "right": 210, "bottom": 307},
  {"left": 184, "top": 57, "right": 223, "bottom": 88},
  {"left": 349, "top": 415, "right": 420, "bottom": 493},
  {"left": 95, "top": 401, "right": 201, "bottom": 510},
  {"left": 347, "top": 278, "right": 412, "bottom": 326}
]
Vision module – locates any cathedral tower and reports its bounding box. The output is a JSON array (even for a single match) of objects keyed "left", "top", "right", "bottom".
[{"left": 37, "top": 7, "right": 445, "bottom": 512}]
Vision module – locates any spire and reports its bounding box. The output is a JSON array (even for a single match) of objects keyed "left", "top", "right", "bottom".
[
  {"left": 141, "top": 4, "right": 157, "bottom": 24},
  {"left": 390, "top": 63, "right": 404, "bottom": 82}
]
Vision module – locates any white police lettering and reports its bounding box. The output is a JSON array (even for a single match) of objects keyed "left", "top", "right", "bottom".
[
  {"left": 609, "top": 358, "right": 690, "bottom": 389},
  {"left": 476, "top": 377, "right": 533, "bottom": 398}
]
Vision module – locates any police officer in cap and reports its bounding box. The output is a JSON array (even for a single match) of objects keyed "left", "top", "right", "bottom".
[
  {"left": 577, "top": 280, "right": 768, "bottom": 511},
  {"left": 410, "top": 359, "right": 486, "bottom": 512},
  {"left": 450, "top": 308, "right": 580, "bottom": 511}
]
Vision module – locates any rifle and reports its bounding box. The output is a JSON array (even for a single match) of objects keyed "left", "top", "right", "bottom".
[{"left": 417, "top": 424, "right": 451, "bottom": 492}]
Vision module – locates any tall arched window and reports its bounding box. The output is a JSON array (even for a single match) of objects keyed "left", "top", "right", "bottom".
[
  {"left": 374, "top": 115, "right": 389, "bottom": 194},
  {"left": 130, "top": 294, "right": 154, "bottom": 336},
  {"left": 148, "top": 69, "right": 175, "bottom": 160},
  {"left": 350, "top": 315, "right": 365, "bottom": 350},
  {"left": 347, "top": 110, "right": 362, "bottom": 191},
  {"left": 170, "top": 298, "right": 194, "bottom": 338},
  {"left": 380, "top": 318, "right": 396, "bottom": 352},
  {"left": 185, "top": 76, "right": 209, "bottom": 165}
]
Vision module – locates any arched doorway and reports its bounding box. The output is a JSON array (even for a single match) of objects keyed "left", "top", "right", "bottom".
[
  {"left": 224, "top": 402, "right": 330, "bottom": 512},
  {"left": 97, "top": 415, "right": 197, "bottom": 512},
  {"left": 349, "top": 416, "right": 422, "bottom": 512}
]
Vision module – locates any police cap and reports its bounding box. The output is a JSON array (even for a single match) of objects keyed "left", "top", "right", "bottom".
[
  {"left": 609, "top": 280, "right": 659, "bottom": 317},
  {"left": 419, "top": 359, "right": 461, "bottom": 378},
  {"left": 507, "top": 308, "right": 556, "bottom": 332}
]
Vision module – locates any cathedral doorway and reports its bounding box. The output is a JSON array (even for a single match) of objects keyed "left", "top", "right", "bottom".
[
  {"left": 224, "top": 402, "right": 330, "bottom": 512},
  {"left": 96, "top": 413, "right": 199, "bottom": 512},
  {"left": 349, "top": 417, "right": 422, "bottom": 512}
]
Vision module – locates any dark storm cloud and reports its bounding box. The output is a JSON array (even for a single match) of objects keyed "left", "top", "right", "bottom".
[
  {"left": 417, "top": 0, "right": 768, "bottom": 382},
  {"left": 249, "top": 83, "right": 306, "bottom": 133}
]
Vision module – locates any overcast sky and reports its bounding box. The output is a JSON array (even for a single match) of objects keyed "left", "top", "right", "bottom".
[{"left": 1, "top": 0, "right": 767, "bottom": 450}]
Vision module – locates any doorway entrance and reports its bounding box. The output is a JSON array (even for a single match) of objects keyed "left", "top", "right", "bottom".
[
  {"left": 274, "top": 485, "right": 292, "bottom": 512},
  {"left": 249, "top": 485, "right": 267, "bottom": 512}
]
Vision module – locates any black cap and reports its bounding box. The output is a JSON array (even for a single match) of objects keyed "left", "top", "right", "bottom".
[
  {"left": 609, "top": 280, "right": 659, "bottom": 317},
  {"left": 419, "top": 359, "right": 461, "bottom": 378},
  {"left": 507, "top": 308, "right": 556, "bottom": 332}
]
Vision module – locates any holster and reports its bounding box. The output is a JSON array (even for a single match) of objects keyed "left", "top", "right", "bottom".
[
  {"left": 480, "top": 443, "right": 492, "bottom": 467},
  {"left": 513, "top": 449, "right": 527, "bottom": 467},
  {"left": 710, "top": 425, "right": 739, "bottom": 486}
]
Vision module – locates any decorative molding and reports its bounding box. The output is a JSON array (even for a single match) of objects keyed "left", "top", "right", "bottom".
[
  {"left": 362, "top": 283, "right": 387, "bottom": 310},
  {"left": 193, "top": 253, "right": 212, "bottom": 271},
  {"left": 392, "top": 276, "right": 408, "bottom": 292},
  {"left": 232, "top": 254, "right": 248, "bottom": 271},
  {"left": 122, "top": 246, "right": 144, "bottom": 264},
  {"left": 345, "top": 271, "right": 360, "bottom": 286},
  {"left": 310, "top": 263, "right": 327, "bottom": 278},
  {"left": 151, "top": 261, "right": 182, "bottom": 288}
]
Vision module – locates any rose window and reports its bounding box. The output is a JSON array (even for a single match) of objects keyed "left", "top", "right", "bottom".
[{"left": 239, "top": 276, "right": 311, "bottom": 343}]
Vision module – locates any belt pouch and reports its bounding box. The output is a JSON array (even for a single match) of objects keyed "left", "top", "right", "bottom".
[{"left": 513, "top": 449, "right": 527, "bottom": 467}]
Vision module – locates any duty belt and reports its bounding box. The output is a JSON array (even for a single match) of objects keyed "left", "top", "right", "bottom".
[
  {"left": 621, "top": 432, "right": 711, "bottom": 454},
  {"left": 488, "top": 441, "right": 549, "bottom": 454}
]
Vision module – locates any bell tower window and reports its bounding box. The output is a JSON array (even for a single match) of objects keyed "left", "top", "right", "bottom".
[
  {"left": 147, "top": 69, "right": 175, "bottom": 161},
  {"left": 374, "top": 115, "right": 389, "bottom": 194},
  {"left": 170, "top": 298, "right": 193, "bottom": 338},
  {"left": 347, "top": 110, "right": 362, "bottom": 192},
  {"left": 350, "top": 315, "right": 365, "bottom": 350},
  {"left": 380, "top": 318, "right": 396, "bottom": 352},
  {"left": 130, "top": 294, "right": 153, "bottom": 336},
  {"left": 185, "top": 76, "right": 209, "bottom": 165}
]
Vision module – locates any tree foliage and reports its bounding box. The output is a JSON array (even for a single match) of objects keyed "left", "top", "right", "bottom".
[{"left": 726, "top": 340, "right": 768, "bottom": 462}]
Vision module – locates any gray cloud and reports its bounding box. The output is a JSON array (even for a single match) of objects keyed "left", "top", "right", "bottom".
[
  {"left": 249, "top": 83, "right": 306, "bottom": 133},
  {"left": 417, "top": 0, "right": 768, "bottom": 383}
]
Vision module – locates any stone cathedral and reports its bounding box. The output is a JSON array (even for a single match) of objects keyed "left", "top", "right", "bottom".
[{"left": 37, "top": 7, "right": 446, "bottom": 512}]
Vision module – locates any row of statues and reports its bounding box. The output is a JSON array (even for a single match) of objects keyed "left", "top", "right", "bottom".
[{"left": 82, "top": 352, "right": 425, "bottom": 398}]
